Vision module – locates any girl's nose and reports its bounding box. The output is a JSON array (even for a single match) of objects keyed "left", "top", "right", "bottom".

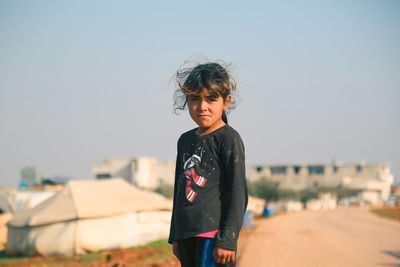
[{"left": 200, "top": 100, "right": 207, "bottom": 111}]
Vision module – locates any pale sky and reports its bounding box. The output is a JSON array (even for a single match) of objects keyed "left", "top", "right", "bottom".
[{"left": 1, "top": 0, "right": 399, "bottom": 187}]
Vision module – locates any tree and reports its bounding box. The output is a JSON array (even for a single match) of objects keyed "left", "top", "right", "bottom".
[
  {"left": 248, "top": 178, "right": 279, "bottom": 202},
  {"left": 298, "top": 189, "right": 319, "bottom": 205}
]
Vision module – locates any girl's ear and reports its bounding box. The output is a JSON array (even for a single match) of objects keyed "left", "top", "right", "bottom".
[{"left": 223, "top": 95, "right": 232, "bottom": 110}]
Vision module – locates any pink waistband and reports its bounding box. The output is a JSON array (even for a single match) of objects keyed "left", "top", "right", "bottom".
[{"left": 195, "top": 230, "right": 219, "bottom": 238}]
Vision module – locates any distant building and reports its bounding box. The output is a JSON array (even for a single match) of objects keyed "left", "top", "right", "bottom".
[
  {"left": 20, "top": 167, "right": 44, "bottom": 187},
  {"left": 41, "top": 176, "right": 72, "bottom": 185},
  {"left": 92, "top": 157, "right": 175, "bottom": 189},
  {"left": 391, "top": 184, "right": 400, "bottom": 196},
  {"left": 248, "top": 161, "right": 394, "bottom": 203}
]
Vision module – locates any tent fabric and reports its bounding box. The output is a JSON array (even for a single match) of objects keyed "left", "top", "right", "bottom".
[
  {"left": 6, "top": 179, "right": 173, "bottom": 256},
  {"left": 15, "top": 191, "right": 56, "bottom": 213},
  {"left": 0, "top": 192, "right": 15, "bottom": 214},
  {"left": 247, "top": 196, "right": 266, "bottom": 217},
  {"left": 0, "top": 191, "right": 56, "bottom": 214},
  {"left": 8, "top": 178, "right": 172, "bottom": 227},
  {"left": 7, "top": 211, "right": 171, "bottom": 256}
]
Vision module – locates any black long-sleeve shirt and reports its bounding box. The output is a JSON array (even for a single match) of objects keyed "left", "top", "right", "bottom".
[{"left": 168, "top": 125, "right": 248, "bottom": 251}]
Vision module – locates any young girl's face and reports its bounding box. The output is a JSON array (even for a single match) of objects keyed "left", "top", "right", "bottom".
[{"left": 187, "top": 88, "right": 231, "bottom": 135}]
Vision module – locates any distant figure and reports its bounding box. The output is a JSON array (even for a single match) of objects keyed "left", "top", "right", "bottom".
[{"left": 168, "top": 58, "right": 248, "bottom": 267}]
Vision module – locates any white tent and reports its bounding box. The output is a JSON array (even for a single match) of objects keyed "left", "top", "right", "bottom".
[
  {"left": 0, "top": 191, "right": 15, "bottom": 214},
  {"left": 14, "top": 191, "right": 57, "bottom": 213},
  {"left": 247, "top": 196, "right": 266, "bottom": 217},
  {"left": 0, "top": 189, "right": 61, "bottom": 214},
  {"left": 7, "top": 179, "right": 172, "bottom": 256}
]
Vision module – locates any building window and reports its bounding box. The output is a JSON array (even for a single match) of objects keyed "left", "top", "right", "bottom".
[
  {"left": 307, "top": 166, "right": 324, "bottom": 175},
  {"left": 356, "top": 165, "right": 362, "bottom": 172},
  {"left": 333, "top": 165, "right": 338, "bottom": 173},
  {"left": 270, "top": 166, "right": 287, "bottom": 175},
  {"left": 96, "top": 173, "right": 111, "bottom": 179},
  {"left": 294, "top": 166, "right": 301, "bottom": 175},
  {"left": 256, "top": 166, "right": 263, "bottom": 173}
]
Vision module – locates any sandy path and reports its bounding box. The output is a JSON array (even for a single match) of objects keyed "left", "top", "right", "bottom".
[{"left": 238, "top": 207, "right": 400, "bottom": 267}]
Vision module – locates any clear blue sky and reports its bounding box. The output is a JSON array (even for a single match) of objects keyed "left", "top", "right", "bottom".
[{"left": 1, "top": 0, "right": 399, "bottom": 187}]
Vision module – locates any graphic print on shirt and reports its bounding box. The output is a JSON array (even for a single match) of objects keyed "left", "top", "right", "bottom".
[{"left": 182, "top": 147, "right": 207, "bottom": 202}]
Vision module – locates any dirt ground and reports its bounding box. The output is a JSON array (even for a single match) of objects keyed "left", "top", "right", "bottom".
[
  {"left": 0, "top": 226, "right": 252, "bottom": 267},
  {"left": 1, "top": 246, "right": 180, "bottom": 267},
  {"left": 371, "top": 206, "right": 400, "bottom": 221},
  {"left": 238, "top": 207, "right": 400, "bottom": 267},
  {"left": 4, "top": 207, "right": 398, "bottom": 266}
]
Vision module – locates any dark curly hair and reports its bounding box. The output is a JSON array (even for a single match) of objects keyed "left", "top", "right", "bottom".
[{"left": 173, "top": 61, "right": 238, "bottom": 124}]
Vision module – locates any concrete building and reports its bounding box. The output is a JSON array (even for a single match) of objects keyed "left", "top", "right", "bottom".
[
  {"left": 20, "top": 167, "right": 44, "bottom": 187},
  {"left": 92, "top": 157, "right": 175, "bottom": 189},
  {"left": 248, "top": 161, "right": 394, "bottom": 203}
]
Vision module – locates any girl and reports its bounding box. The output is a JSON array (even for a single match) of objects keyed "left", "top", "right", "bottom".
[{"left": 168, "top": 61, "right": 248, "bottom": 267}]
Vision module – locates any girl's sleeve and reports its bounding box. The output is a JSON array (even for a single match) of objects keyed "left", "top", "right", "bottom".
[
  {"left": 168, "top": 136, "right": 182, "bottom": 244},
  {"left": 215, "top": 131, "right": 248, "bottom": 251}
]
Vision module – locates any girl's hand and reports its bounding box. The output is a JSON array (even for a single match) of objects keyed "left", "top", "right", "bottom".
[
  {"left": 172, "top": 241, "right": 180, "bottom": 260},
  {"left": 212, "top": 246, "right": 235, "bottom": 264}
]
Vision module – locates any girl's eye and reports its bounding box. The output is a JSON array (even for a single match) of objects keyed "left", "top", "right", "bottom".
[{"left": 208, "top": 98, "right": 217, "bottom": 102}]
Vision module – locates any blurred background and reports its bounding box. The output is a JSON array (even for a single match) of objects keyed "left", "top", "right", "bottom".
[
  {"left": 1, "top": 1, "right": 400, "bottom": 265},
  {"left": 1, "top": 0, "right": 399, "bottom": 187}
]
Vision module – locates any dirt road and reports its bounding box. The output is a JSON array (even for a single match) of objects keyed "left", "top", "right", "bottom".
[{"left": 238, "top": 207, "right": 400, "bottom": 267}]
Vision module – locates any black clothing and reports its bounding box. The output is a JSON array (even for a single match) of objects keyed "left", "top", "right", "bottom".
[
  {"left": 168, "top": 125, "right": 248, "bottom": 251},
  {"left": 177, "top": 237, "right": 236, "bottom": 267}
]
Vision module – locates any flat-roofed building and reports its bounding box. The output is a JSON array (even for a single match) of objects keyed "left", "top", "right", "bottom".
[
  {"left": 21, "top": 167, "right": 44, "bottom": 187},
  {"left": 248, "top": 161, "right": 394, "bottom": 203},
  {"left": 92, "top": 157, "right": 175, "bottom": 189}
]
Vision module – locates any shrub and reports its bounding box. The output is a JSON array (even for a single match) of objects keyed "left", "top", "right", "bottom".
[
  {"left": 248, "top": 178, "right": 280, "bottom": 202},
  {"left": 248, "top": 178, "right": 360, "bottom": 204}
]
